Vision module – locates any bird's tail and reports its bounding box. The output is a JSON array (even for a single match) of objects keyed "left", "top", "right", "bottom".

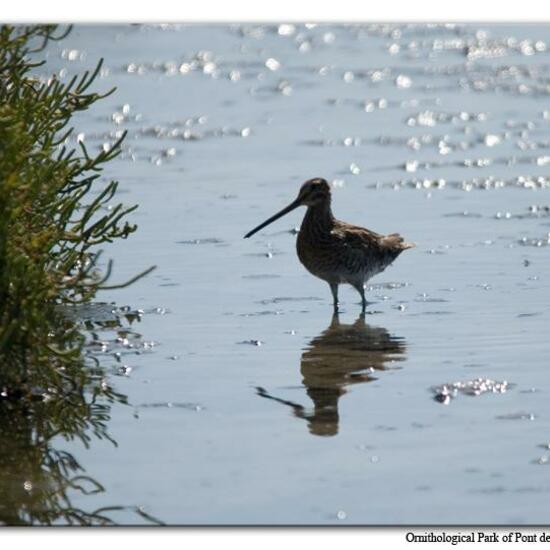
[{"left": 384, "top": 233, "right": 416, "bottom": 250}]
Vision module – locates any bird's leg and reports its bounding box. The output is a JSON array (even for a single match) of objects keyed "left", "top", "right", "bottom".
[
  {"left": 329, "top": 282, "right": 339, "bottom": 312},
  {"left": 354, "top": 283, "right": 367, "bottom": 312}
]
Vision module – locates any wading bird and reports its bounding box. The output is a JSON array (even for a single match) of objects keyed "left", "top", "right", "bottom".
[{"left": 244, "top": 178, "right": 414, "bottom": 311}]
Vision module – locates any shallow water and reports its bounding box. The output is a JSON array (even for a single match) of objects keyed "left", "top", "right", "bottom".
[{"left": 32, "top": 23, "right": 550, "bottom": 524}]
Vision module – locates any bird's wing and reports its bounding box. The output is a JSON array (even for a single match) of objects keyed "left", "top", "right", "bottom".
[
  {"left": 329, "top": 224, "right": 385, "bottom": 270},
  {"left": 331, "top": 224, "right": 385, "bottom": 252},
  {"left": 331, "top": 224, "right": 413, "bottom": 269}
]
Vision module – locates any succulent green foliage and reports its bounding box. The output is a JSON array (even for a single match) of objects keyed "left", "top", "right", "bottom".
[
  {"left": 0, "top": 23, "right": 153, "bottom": 387},
  {"left": 0, "top": 25, "right": 156, "bottom": 525}
]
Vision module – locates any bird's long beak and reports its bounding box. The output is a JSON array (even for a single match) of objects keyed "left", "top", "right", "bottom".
[{"left": 244, "top": 198, "right": 302, "bottom": 238}]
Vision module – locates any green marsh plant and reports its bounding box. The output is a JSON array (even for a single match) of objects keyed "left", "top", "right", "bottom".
[{"left": 0, "top": 24, "right": 156, "bottom": 524}]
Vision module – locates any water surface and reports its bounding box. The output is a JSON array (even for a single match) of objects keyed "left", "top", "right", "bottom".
[{"left": 33, "top": 23, "right": 550, "bottom": 524}]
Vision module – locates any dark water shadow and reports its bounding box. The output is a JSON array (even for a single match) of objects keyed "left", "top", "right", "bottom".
[
  {"left": 0, "top": 305, "right": 161, "bottom": 526},
  {"left": 257, "top": 313, "right": 407, "bottom": 437},
  {"left": 0, "top": 389, "right": 121, "bottom": 525}
]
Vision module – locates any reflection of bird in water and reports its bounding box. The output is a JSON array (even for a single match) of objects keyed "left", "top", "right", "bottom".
[
  {"left": 256, "top": 313, "right": 407, "bottom": 436},
  {"left": 244, "top": 178, "right": 414, "bottom": 311}
]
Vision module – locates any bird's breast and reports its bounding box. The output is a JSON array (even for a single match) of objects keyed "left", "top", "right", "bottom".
[{"left": 296, "top": 227, "right": 347, "bottom": 282}]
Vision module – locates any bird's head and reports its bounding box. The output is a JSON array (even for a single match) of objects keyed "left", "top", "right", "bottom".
[
  {"left": 244, "top": 177, "right": 331, "bottom": 239},
  {"left": 296, "top": 177, "right": 331, "bottom": 207}
]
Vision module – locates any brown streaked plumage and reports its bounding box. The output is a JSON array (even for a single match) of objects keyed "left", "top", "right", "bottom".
[{"left": 244, "top": 177, "right": 414, "bottom": 311}]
